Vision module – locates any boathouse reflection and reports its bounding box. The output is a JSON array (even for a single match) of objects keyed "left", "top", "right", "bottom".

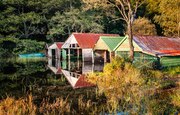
[{"left": 47, "top": 58, "right": 104, "bottom": 88}]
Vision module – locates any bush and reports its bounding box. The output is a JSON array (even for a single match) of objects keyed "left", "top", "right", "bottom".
[
  {"left": 0, "top": 38, "right": 17, "bottom": 58},
  {"left": 14, "top": 39, "right": 45, "bottom": 55},
  {"left": 0, "top": 38, "right": 45, "bottom": 58},
  {"left": 163, "top": 66, "right": 180, "bottom": 76},
  {"left": 160, "top": 80, "right": 176, "bottom": 89},
  {"left": 0, "top": 48, "right": 11, "bottom": 58},
  {"left": 87, "top": 57, "right": 144, "bottom": 113}
]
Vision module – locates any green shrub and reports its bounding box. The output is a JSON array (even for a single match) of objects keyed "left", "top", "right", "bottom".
[
  {"left": 163, "top": 66, "right": 180, "bottom": 76},
  {"left": 14, "top": 39, "right": 45, "bottom": 55},
  {"left": 0, "top": 38, "right": 45, "bottom": 58},
  {"left": 0, "top": 38, "right": 17, "bottom": 58}
]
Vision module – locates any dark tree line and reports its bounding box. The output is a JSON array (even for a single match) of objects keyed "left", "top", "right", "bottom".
[{"left": 0, "top": 0, "right": 179, "bottom": 45}]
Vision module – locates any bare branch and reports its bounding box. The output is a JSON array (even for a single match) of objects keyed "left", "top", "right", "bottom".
[
  {"left": 134, "top": 0, "right": 145, "bottom": 15},
  {"left": 109, "top": 17, "right": 127, "bottom": 23},
  {"left": 115, "top": 0, "right": 129, "bottom": 22}
]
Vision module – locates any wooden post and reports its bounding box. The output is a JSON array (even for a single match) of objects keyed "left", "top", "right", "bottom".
[
  {"left": 55, "top": 49, "right": 57, "bottom": 59},
  {"left": 92, "top": 62, "right": 94, "bottom": 72},
  {"left": 48, "top": 58, "right": 52, "bottom": 66},
  {"left": 48, "top": 49, "right": 52, "bottom": 58},
  {"left": 82, "top": 50, "right": 84, "bottom": 62},
  {"left": 68, "top": 48, "right": 70, "bottom": 61},
  {"left": 59, "top": 49, "right": 61, "bottom": 59},
  {"left": 68, "top": 48, "right": 71, "bottom": 71},
  {"left": 110, "top": 52, "right": 112, "bottom": 62},
  {"left": 55, "top": 49, "right": 59, "bottom": 59},
  {"left": 77, "top": 58, "right": 80, "bottom": 70},
  {"left": 110, "top": 51, "right": 115, "bottom": 62},
  {"left": 77, "top": 49, "right": 79, "bottom": 59},
  {"left": 104, "top": 50, "right": 107, "bottom": 63},
  {"left": 92, "top": 49, "right": 94, "bottom": 63},
  {"left": 57, "top": 59, "right": 60, "bottom": 68}
]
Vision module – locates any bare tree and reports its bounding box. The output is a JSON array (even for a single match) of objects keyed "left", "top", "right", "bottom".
[{"left": 83, "top": 0, "right": 145, "bottom": 61}]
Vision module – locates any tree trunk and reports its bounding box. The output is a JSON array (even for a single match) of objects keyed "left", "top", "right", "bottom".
[{"left": 127, "top": 20, "right": 134, "bottom": 61}]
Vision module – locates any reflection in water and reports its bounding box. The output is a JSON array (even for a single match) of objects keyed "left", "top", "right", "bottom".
[
  {"left": 47, "top": 58, "right": 104, "bottom": 88},
  {"left": 0, "top": 59, "right": 179, "bottom": 114},
  {"left": 0, "top": 58, "right": 69, "bottom": 99}
]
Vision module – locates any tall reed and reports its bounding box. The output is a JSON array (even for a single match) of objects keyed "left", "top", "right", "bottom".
[{"left": 0, "top": 95, "right": 36, "bottom": 115}]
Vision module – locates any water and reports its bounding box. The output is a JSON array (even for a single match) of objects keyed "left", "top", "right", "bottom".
[
  {"left": 1, "top": 59, "right": 47, "bottom": 97},
  {"left": 47, "top": 58, "right": 104, "bottom": 88},
  {"left": 0, "top": 58, "right": 103, "bottom": 101},
  {"left": 0, "top": 58, "right": 179, "bottom": 114}
]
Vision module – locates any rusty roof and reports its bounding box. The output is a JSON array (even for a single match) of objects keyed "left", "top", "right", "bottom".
[
  {"left": 134, "top": 35, "right": 180, "bottom": 56},
  {"left": 56, "top": 68, "right": 62, "bottom": 74},
  {"left": 56, "top": 42, "right": 64, "bottom": 49},
  {"left": 73, "top": 33, "right": 119, "bottom": 48},
  {"left": 74, "top": 75, "right": 95, "bottom": 89},
  {"left": 49, "top": 42, "right": 64, "bottom": 49}
]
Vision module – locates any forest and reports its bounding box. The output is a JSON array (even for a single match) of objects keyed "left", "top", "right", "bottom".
[
  {"left": 0, "top": 1, "right": 180, "bottom": 114},
  {"left": 0, "top": 0, "right": 179, "bottom": 57}
]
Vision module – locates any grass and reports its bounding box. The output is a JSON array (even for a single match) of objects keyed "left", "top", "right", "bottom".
[
  {"left": 0, "top": 94, "right": 106, "bottom": 115},
  {"left": 39, "top": 97, "right": 71, "bottom": 114},
  {"left": 0, "top": 95, "right": 36, "bottom": 115}
]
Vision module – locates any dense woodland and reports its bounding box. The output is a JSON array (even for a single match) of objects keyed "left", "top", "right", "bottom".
[
  {"left": 0, "top": 1, "right": 180, "bottom": 114},
  {"left": 0, "top": 0, "right": 180, "bottom": 57}
]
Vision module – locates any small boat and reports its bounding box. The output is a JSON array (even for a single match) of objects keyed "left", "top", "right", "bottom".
[{"left": 19, "top": 53, "right": 45, "bottom": 58}]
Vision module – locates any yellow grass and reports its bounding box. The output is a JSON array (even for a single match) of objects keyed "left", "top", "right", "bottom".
[
  {"left": 39, "top": 97, "right": 70, "bottom": 114},
  {"left": 0, "top": 95, "right": 36, "bottom": 115}
]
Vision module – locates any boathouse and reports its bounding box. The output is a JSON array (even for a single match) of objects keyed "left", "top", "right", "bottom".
[
  {"left": 48, "top": 42, "right": 64, "bottom": 59},
  {"left": 61, "top": 33, "right": 119, "bottom": 63},
  {"left": 47, "top": 58, "right": 62, "bottom": 74},
  {"left": 115, "top": 35, "right": 180, "bottom": 67},
  {"left": 94, "top": 36, "right": 126, "bottom": 62}
]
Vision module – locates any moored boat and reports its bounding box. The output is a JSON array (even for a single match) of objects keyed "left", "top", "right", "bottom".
[{"left": 19, "top": 53, "right": 45, "bottom": 58}]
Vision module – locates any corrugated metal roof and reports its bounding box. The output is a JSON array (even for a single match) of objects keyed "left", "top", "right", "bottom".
[
  {"left": 74, "top": 75, "right": 95, "bottom": 89},
  {"left": 48, "top": 65, "right": 62, "bottom": 74},
  {"left": 134, "top": 35, "right": 180, "bottom": 56},
  {"left": 56, "top": 42, "right": 64, "bottom": 49},
  {"left": 73, "top": 33, "right": 119, "bottom": 48},
  {"left": 49, "top": 42, "right": 64, "bottom": 49},
  {"left": 61, "top": 69, "right": 95, "bottom": 89},
  {"left": 100, "top": 36, "right": 125, "bottom": 51}
]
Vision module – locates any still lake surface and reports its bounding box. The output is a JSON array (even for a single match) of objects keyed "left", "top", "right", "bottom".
[
  {"left": 0, "top": 58, "right": 179, "bottom": 114},
  {"left": 0, "top": 57, "right": 104, "bottom": 95}
]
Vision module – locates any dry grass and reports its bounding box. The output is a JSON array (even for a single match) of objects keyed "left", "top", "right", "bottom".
[
  {"left": 78, "top": 95, "right": 92, "bottom": 111},
  {"left": 0, "top": 95, "right": 36, "bottom": 115},
  {"left": 0, "top": 95, "right": 99, "bottom": 115},
  {"left": 39, "top": 97, "right": 70, "bottom": 115}
]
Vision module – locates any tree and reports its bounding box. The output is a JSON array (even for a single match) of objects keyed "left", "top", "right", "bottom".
[
  {"left": 132, "top": 17, "right": 157, "bottom": 35},
  {"left": 48, "top": 9, "right": 104, "bottom": 38},
  {"left": 147, "top": 0, "right": 180, "bottom": 37},
  {"left": 83, "top": 0, "right": 145, "bottom": 61},
  {"left": 0, "top": 0, "right": 45, "bottom": 39}
]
